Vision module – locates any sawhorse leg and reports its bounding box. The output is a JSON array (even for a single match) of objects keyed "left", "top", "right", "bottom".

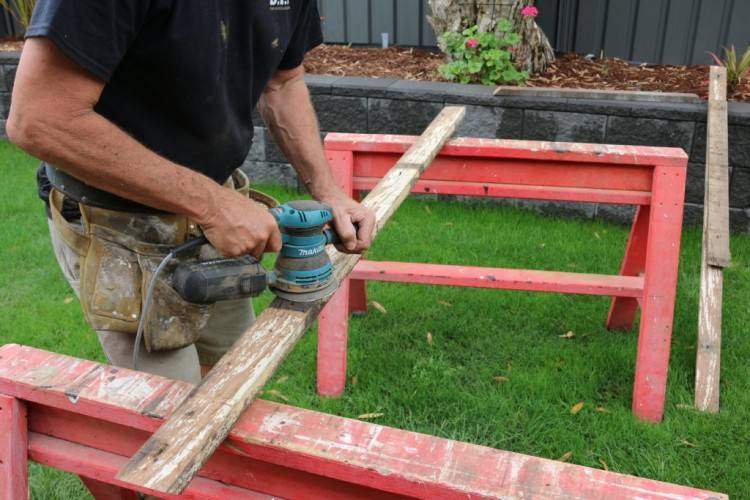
[
  {"left": 81, "top": 477, "right": 139, "bottom": 500},
  {"left": 607, "top": 205, "right": 649, "bottom": 330},
  {"left": 317, "top": 149, "right": 357, "bottom": 397},
  {"left": 0, "top": 394, "right": 27, "bottom": 500},
  {"left": 349, "top": 190, "right": 369, "bottom": 315},
  {"left": 632, "top": 166, "right": 686, "bottom": 422}
]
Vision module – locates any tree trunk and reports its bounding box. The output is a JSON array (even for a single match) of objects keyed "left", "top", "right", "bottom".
[{"left": 428, "top": 0, "right": 554, "bottom": 74}]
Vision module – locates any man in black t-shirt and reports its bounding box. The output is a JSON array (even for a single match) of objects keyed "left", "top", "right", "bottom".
[{"left": 7, "top": 1, "right": 375, "bottom": 383}]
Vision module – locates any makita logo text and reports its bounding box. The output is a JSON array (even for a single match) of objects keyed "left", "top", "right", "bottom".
[{"left": 298, "top": 245, "right": 324, "bottom": 256}]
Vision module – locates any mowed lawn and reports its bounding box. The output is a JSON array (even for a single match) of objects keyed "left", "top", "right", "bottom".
[{"left": 1, "top": 141, "right": 749, "bottom": 499}]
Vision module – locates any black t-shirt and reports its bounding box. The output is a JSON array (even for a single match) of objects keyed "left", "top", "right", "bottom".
[{"left": 27, "top": 0, "right": 322, "bottom": 185}]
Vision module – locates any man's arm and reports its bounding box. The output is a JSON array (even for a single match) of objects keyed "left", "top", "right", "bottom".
[
  {"left": 258, "top": 66, "right": 375, "bottom": 253},
  {"left": 8, "top": 38, "right": 281, "bottom": 259}
]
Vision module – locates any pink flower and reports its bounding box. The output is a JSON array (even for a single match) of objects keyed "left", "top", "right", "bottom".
[
  {"left": 465, "top": 38, "right": 479, "bottom": 49},
  {"left": 521, "top": 5, "right": 539, "bottom": 17}
]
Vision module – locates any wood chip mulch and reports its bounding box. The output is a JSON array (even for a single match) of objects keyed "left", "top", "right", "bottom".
[
  {"left": 304, "top": 44, "right": 750, "bottom": 103},
  {"left": 2, "top": 40, "right": 747, "bottom": 102}
]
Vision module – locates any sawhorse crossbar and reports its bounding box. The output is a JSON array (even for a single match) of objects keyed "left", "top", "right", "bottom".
[
  {"left": 0, "top": 345, "right": 726, "bottom": 499},
  {"left": 319, "top": 134, "right": 688, "bottom": 422}
]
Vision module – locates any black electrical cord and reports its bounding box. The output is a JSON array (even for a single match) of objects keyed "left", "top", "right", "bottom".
[{"left": 132, "top": 236, "right": 208, "bottom": 370}]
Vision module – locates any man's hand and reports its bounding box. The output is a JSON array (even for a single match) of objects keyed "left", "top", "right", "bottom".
[
  {"left": 318, "top": 189, "right": 375, "bottom": 254},
  {"left": 259, "top": 66, "right": 375, "bottom": 254},
  {"left": 198, "top": 187, "right": 282, "bottom": 260}
]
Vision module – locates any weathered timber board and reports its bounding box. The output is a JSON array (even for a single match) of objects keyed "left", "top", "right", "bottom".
[
  {"left": 704, "top": 66, "right": 731, "bottom": 267},
  {"left": 695, "top": 66, "right": 730, "bottom": 412},
  {"left": 115, "top": 106, "right": 466, "bottom": 494}
]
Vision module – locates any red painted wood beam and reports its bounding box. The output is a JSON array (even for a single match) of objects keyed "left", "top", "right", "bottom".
[
  {"left": 324, "top": 134, "right": 688, "bottom": 167},
  {"left": 0, "top": 394, "right": 27, "bottom": 500},
  {"left": 28, "top": 433, "right": 275, "bottom": 500},
  {"left": 351, "top": 261, "right": 645, "bottom": 298},
  {"left": 354, "top": 177, "right": 652, "bottom": 204},
  {"left": 353, "top": 154, "right": 655, "bottom": 191},
  {"left": 0, "top": 345, "right": 726, "bottom": 500}
]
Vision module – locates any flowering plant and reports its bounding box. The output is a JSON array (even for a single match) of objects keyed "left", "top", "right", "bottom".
[
  {"left": 439, "top": 22, "right": 528, "bottom": 86},
  {"left": 521, "top": 5, "right": 539, "bottom": 18}
]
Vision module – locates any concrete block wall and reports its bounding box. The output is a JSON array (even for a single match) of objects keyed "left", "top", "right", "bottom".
[{"left": 1, "top": 51, "right": 748, "bottom": 232}]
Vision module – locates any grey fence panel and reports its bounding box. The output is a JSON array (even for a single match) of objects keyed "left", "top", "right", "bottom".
[
  {"left": 573, "top": 0, "right": 607, "bottom": 56},
  {"left": 631, "top": 0, "right": 668, "bottom": 64},
  {"left": 603, "top": 0, "right": 638, "bottom": 60},
  {"left": 345, "top": 0, "right": 370, "bottom": 44},
  {"left": 661, "top": 0, "right": 700, "bottom": 65},
  {"left": 370, "top": 0, "right": 395, "bottom": 44},
  {"left": 317, "top": 0, "right": 750, "bottom": 65},
  {"left": 397, "top": 0, "right": 421, "bottom": 46},
  {"left": 727, "top": 1, "right": 750, "bottom": 53},
  {"left": 691, "top": 0, "right": 729, "bottom": 64},
  {"left": 320, "top": 0, "right": 346, "bottom": 42},
  {"left": 535, "top": 0, "right": 559, "bottom": 47},
  {"left": 421, "top": 0, "right": 437, "bottom": 46}
]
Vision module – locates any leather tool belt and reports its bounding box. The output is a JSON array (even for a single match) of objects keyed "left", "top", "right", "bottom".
[{"left": 47, "top": 167, "right": 277, "bottom": 352}]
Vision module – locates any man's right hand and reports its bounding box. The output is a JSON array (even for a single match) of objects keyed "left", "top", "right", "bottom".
[{"left": 198, "top": 187, "right": 282, "bottom": 260}]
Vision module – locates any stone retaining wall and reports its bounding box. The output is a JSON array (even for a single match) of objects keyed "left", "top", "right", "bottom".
[{"left": 1, "top": 52, "right": 748, "bottom": 232}]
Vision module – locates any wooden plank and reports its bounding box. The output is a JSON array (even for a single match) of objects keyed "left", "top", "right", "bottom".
[
  {"left": 115, "top": 106, "right": 466, "bottom": 494},
  {"left": 353, "top": 178, "right": 652, "bottom": 205},
  {"left": 323, "top": 133, "right": 689, "bottom": 167},
  {"left": 704, "top": 66, "right": 731, "bottom": 267},
  {"left": 0, "top": 394, "right": 27, "bottom": 500},
  {"left": 0, "top": 345, "right": 729, "bottom": 499},
  {"left": 351, "top": 261, "right": 645, "bottom": 297},
  {"left": 695, "top": 66, "right": 730, "bottom": 413},
  {"left": 695, "top": 261, "right": 723, "bottom": 412}
]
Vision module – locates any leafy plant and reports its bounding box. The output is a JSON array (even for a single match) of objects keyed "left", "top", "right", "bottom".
[
  {"left": 0, "top": 0, "right": 36, "bottom": 33},
  {"left": 438, "top": 22, "right": 528, "bottom": 86},
  {"left": 708, "top": 45, "right": 750, "bottom": 91}
]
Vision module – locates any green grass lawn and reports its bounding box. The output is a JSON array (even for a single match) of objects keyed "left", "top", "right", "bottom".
[{"left": 1, "top": 141, "right": 749, "bottom": 498}]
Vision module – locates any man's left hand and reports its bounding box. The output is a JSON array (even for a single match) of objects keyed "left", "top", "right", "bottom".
[{"left": 318, "top": 190, "right": 375, "bottom": 254}]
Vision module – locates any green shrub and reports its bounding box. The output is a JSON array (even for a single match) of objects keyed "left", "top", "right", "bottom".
[
  {"left": 708, "top": 45, "right": 750, "bottom": 91},
  {"left": 439, "top": 22, "right": 528, "bottom": 86},
  {"left": 0, "top": 0, "right": 35, "bottom": 33}
]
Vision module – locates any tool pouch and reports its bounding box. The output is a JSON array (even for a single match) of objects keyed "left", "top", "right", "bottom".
[{"left": 47, "top": 168, "right": 274, "bottom": 352}]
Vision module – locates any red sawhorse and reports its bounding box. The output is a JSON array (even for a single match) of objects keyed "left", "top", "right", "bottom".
[
  {"left": 319, "top": 134, "right": 688, "bottom": 423},
  {"left": 0, "top": 344, "right": 726, "bottom": 499}
]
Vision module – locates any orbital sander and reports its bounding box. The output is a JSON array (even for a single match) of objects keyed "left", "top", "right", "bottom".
[
  {"left": 172, "top": 199, "right": 341, "bottom": 304},
  {"left": 132, "top": 199, "right": 342, "bottom": 368}
]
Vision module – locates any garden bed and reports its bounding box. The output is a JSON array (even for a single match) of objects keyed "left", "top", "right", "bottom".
[{"left": 304, "top": 44, "right": 750, "bottom": 103}]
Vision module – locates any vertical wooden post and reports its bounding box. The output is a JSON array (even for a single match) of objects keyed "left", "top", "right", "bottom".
[
  {"left": 632, "top": 165, "right": 686, "bottom": 422},
  {"left": 317, "top": 278, "right": 352, "bottom": 396},
  {"left": 0, "top": 394, "right": 28, "bottom": 500},
  {"left": 318, "top": 150, "right": 355, "bottom": 397},
  {"left": 606, "top": 205, "right": 650, "bottom": 331},
  {"left": 695, "top": 66, "right": 731, "bottom": 412},
  {"left": 80, "top": 477, "right": 140, "bottom": 500}
]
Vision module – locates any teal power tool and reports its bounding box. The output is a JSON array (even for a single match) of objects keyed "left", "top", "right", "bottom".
[
  {"left": 172, "top": 200, "right": 340, "bottom": 304},
  {"left": 132, "top": 200, "right": 341, "bottom": 368}
]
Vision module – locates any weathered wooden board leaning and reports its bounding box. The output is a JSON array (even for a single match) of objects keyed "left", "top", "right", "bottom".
[{"left": 694, "top": 66, "right": 732, "bottom": 413}]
